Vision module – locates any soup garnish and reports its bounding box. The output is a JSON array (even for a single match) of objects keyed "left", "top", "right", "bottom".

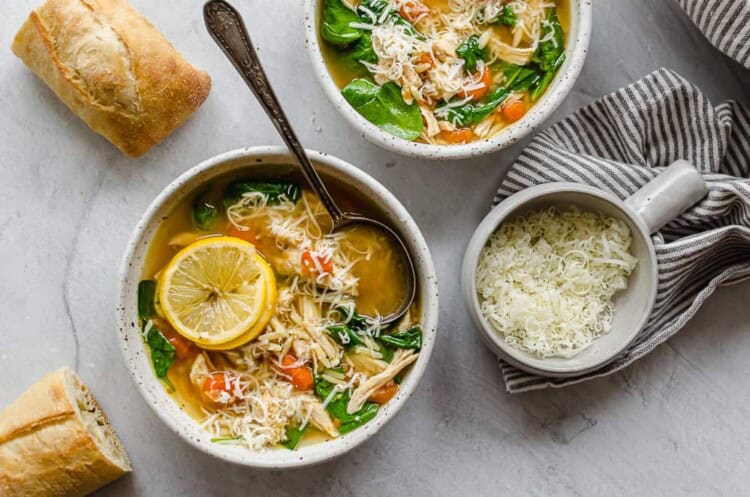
[
  {"left": 137, "top": 177, "right": 422, "bottom": 450},
  {"left": 476, "top": 207, "right": 638, "bottom": 358},
  {"left": 320, "top": 0, "right": 568, "bottom": 144}
]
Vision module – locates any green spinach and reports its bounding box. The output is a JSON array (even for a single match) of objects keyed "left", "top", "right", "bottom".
[
  {"left": 222, "top": 180, "right": 301, "bottom": 209},
  {"left": 495, "top": 5, "right": 517, "bottom": 26},
  {"left": 532, "top": 7, "right": 564, "bottom": 72},
  {"left": 192, "top": 192, "right": 218, "bottom": 230},
  {"left": 137, "top": 280, "right": 156, "bottom": 321},
  {"left": 342, "top": 79, "right": 423, "bottom": 141},
  {"left": 378, "top": 326, "right": 422, "bottom": 350},
  {"left": 348, "top": 32, "right": 378, "bottom": 65},
  {"left": 281, "top": 425, "right": 307, "bottom": 450},
  {"left": 436, "top": 86, "right": 511, "bottom": 127},
  {"left": 321, "top": 0, "right": 363, "bottom": 45},
  {"left": 456, "top": 35, "right": 488, "bottom": 73},
  {"left": 145, "top": 323, "right": 175, "bottom": 390},
  {"left": 314, "top": 378, "right": 380, "bottom": 433}
]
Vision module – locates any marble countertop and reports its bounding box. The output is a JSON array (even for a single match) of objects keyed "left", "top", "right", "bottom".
[{"left": 2, "top": 0, "right": 749, "bottom": 495}]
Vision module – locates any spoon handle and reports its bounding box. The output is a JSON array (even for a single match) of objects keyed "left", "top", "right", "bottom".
[{"left": 203, "top": 0, "right": 345, "bottom": 226}]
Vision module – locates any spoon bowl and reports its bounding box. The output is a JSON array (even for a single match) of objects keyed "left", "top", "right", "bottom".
[{"left": 203, "top": 0, "right": 416, "bottom": 323}]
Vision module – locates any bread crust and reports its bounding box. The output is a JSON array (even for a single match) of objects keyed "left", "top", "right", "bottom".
[
  {"left": 0, "top": 368, "right": 131, "bottom": 497},
  {"left": 12, "top": 0, "right": 211, "bottom": 157}
]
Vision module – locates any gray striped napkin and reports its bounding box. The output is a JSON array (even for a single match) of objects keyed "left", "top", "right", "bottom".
[
  {"left": 676, "top": 0, "right": 750, "bottom": 68},
  {"left": 494, "top": 68, "right": 750, "bottom": 393}
]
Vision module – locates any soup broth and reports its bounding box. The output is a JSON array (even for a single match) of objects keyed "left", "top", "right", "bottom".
[
  {"left": 138, "top": 171, "right": 422, "bottom": 450},
  {"left": 320, "top": 0, "right": 570, "bottom": 144}
]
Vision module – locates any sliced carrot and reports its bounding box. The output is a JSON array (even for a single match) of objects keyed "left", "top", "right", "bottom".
[
  {"left": 462, "top": 67, "right": 491, "bottom": 101},
  {"left": 301, "top": 249, "right": 333, "bottom": 277},
  {"left": 369, "top": 382, "right": 398, "bottom": 404},
  {"left": 439, "top": 128, "right": 473, "bottom": 144},
  {"left": 228, "top": 226, "right": 260, "bottom": 246},
  {"left": 416, "top": 52, "right": 434, "bottom": 69},
  {"left": 501, "top": 100, "right": 527, "bottom": 123},
  {"left": 160, "top": 326, "right": 196, "bottom": 360},
  {"left": 399, "top": 0, "right": 429, "bottom": 22},
  {"left": 281, "top": 355, "right": 315, "bottom": 391},
  {"left": 202, "top": 372, "right": 240, "bottom": 404}
]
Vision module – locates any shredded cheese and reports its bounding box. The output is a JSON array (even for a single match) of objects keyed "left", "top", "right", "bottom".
[{"left": 476, "top": 207, "right": 638, "bottom": 358}]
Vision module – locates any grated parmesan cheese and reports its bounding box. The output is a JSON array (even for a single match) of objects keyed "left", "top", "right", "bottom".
[{"left": 476, "top": 207, "right": 638, "bottom": 358}]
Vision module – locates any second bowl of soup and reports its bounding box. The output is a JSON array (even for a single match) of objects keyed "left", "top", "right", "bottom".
[
  {"left": 304, "top": 0, "right": 592, "bottom": 159},
  {"left": 117, "top": 147, "right": 438, "bottom": 468}
]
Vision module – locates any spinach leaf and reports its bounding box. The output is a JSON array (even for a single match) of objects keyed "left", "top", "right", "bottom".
[
  {"left": 456, "top": 35, "right": 488, "bottom": 73},
  {"left": 192, "top": 192, "right": 218, "bottom": 231},
  {"left": 321, "top": 0, "right": 363, "bottom": 45},
  {"left": 314, "top": 377, "right": 380, "bottom": 434},
  {"left": 145, "top": 323, "right": 175, "bottom": 389},
  {"left": 339, "top": 403, "right": 379, "bottom": 433},
  {"left": 137, "top": 280, "right": 156, "bottom": 321},
  {"left": 495, "top": 5, "right": 517, "bottom": 26},
  {"left": 530, "top": 53, "right": 565, "bottom": 101},
  {"left": 348, "top": 32, "right": 377, "bottom": 65},
  {"left": 378, "top": 326, "right": 422, "bottom": 350},
  {"left": 359, "top": 0, "right": 422, "bottom": 38},
  {"left": 435, "top": 86, "right": 511, "bottom": 127},
  {"left": 327, "top": 324, "right": 365, "bottom": 348},
  {"left": 342, "top": 79, "right": 423, "bottom": 141},
  {"left": 498, "top": 63, "right": 540, "bottom": 91},
  {"left": 281, "top": 424, "right": 307, "bottom": 450},
  {"left": 532, "top": 7, "right": 564, "bottom": 72},
  {"left": 222, "top": 180, "right": 301, "bottom": 209}
]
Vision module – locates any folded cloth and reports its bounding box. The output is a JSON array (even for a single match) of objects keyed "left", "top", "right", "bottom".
[
  {"left": 675, "top": 0, "right": 750, "bottom": 68},
  {"left": 494, "top": 68, "right": 750, "bottom": 393}
]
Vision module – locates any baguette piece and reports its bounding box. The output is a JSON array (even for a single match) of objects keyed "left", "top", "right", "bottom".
[
  {"left": 0, "top": 367, "right": 131, "bottom": 497},
  {"left": 12, "top": 0, "right": 211, "bottom": 157}
]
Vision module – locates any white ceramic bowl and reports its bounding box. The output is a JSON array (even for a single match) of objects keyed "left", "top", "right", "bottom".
[
  {"left": 461, "top": 162, "right": 707, "bottom": 376},
  {"left": 117, "top": 146, "right": 439, "bottom": 468},
  {"left": 303, "top": 0, "right": 592, "bottom": 160}
]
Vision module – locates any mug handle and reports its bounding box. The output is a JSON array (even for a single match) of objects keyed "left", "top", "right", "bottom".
[{"left": 624, "top": 160, "right": 708, "bottom": 234}]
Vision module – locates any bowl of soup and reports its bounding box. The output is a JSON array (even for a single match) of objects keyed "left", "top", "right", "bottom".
[
  {"left": 117, "top": 146, "right": 438, "bottom": 468},
  {"left": 304, "top": 0, "right": 592, "bottom": 159}
]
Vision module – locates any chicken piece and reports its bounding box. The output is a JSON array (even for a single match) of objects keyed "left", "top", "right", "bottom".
[
  {"left": 347, "top": 350, "right": 418, "bottom": 414},
  {"left": 189, "top": 352, "right": 213, "bottom": 389},
  {"left": 420, "top": 105, "right": 441, "bottom": 137},
  {"left": 310, "top": 401, "right": 340, "bottom": 438}
]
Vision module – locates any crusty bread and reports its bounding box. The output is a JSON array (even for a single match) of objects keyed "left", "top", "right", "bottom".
[
  {"left": 0, "top": 367, "right": 131, "bottom": 497},
  {"left": 12, "top": 0, "right": 211, "bottom": 157}
]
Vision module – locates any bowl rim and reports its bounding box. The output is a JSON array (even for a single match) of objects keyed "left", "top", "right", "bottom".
[
  {"left": 461, "top": 182, "right": 658, "bottom": 376},
  {"left": 303, "top": 0, "right": 593, "bottom": 160},
  {"left": 116, "top": 146, "right": 439, "bottom": 468}
]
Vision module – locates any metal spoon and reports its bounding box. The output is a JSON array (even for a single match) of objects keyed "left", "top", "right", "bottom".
[{"left": 203, "top": 0, "right": 416, "bottom": 324}]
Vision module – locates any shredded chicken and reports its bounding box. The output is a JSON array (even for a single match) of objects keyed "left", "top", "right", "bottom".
[{"left": 347, "top": 349, "right": 418, "bottom": 414}]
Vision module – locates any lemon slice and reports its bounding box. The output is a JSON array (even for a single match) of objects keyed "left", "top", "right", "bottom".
[
  {"left": 158, "top": 236, "right": 273, "bottom": 347},
  {"left": 199, "top": 253, "right": 278, "bottom": 350}
]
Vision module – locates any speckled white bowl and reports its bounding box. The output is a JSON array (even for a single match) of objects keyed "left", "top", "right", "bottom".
[
  {"left": 303, "top": 0, "right": 592, "bottom": 160},
  {"left": 116, "top": 146, "right": 438, "bottom": 469}
]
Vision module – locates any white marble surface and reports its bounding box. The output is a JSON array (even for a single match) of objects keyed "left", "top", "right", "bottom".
[{"left": 2, "top": 0, "right": 749, "bottom": 495}]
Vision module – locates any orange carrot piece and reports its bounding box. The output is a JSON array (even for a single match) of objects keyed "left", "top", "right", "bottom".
[
  {"left": 399, "top": 0, "right": 429, "bottom": 22},
  {"left": 301, "top": 250, "right": 333, "bottom": 277},
  {"left": 369, "top": 383, "right": 398, "bottom": 404},
  {"left": 202, "top": 372, "right": 239, "bottom": 404},
  {"left": 501, "top": 100, "right": 527, "bottom": 123},
  {"left": 281, "top": 355, "right": 315, "bottom": 391},
  {"left": 463, "top": 67, "right": 492, "bottom": 101},
  {"left": 439, "top": 128, "right": 473, "bottom": 144},
  {"left": 160, "top": 326, "right": 196, "bottom": 360}
]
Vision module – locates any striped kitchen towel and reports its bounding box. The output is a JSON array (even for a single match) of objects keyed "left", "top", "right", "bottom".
[
  {"left": 676, "top": 0, "right": 750, "bottom": 68},
  {"left": 494, "top": 68, "right": 750, "bottom": 393}
]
